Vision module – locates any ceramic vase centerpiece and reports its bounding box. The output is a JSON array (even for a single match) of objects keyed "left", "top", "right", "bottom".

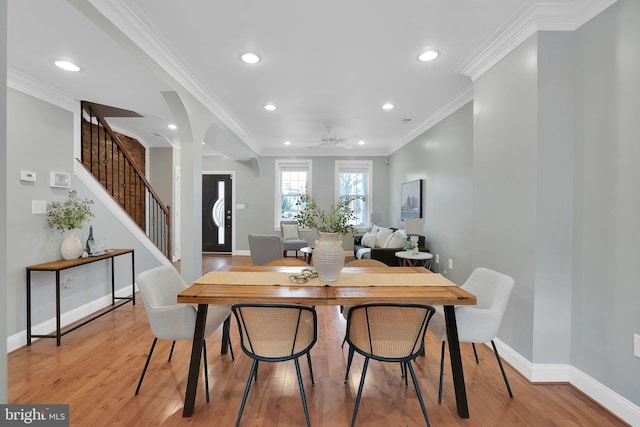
[
  {"left": 295, "top": 194, "right": 364, "bottom": 282},
  {"left": 312, "top": 232, "right": 345, "bottom": 281},
  {"left": 46, "top": 190, "right": 95, "bottom": 260}
]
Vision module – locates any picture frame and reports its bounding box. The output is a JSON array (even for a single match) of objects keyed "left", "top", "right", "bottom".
[{"left": 400, "top": 179, "right": 422, "bottom": 220}]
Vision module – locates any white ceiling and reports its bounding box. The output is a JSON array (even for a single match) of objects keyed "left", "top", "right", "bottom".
[{"left": 6, "top": 0, "right": 614, "bottom": 158}]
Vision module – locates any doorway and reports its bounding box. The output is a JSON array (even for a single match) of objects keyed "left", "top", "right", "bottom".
[{"left": 202, "top": 174, "right": 232, "bottom": 253}]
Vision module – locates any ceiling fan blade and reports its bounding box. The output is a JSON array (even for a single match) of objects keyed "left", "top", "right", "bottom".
[{"left": 336, "top": 142, "right": 353, "bottom": 149}]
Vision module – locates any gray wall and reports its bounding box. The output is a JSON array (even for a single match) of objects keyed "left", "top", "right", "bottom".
[
  {"left": 1, "top": 0, "right": 8, "bottom": 404},
  {"left": 571, "top": 0, "right": 640, "bottom": 403},
  {"left": 388, "top": 0, "right": 640, "bottom": 407},
  {"left": 5, "top": 88, "right": 161, "bottom": 339},
  {"left": 202, "top": 155, "right": 390, "bottom": 252},
  {"left": 473, "top": 35, "right": 538, "bottom": 360},
  {"left": 148, "top": 147, "right": 174, "bottom": 207},
  {"left": 389, "top": 103, "right": 474, "bottom": 286}
]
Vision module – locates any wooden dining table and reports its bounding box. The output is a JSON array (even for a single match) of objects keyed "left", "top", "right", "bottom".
[{"left": 177, "top": 265, "right": 476, "bottom": 419}]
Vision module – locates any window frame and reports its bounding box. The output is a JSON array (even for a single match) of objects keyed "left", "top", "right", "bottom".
[
  {"left": 275, "top": 159, "right": 312, "bottom": 229},
  {"left": 335, "top": 160, "right": 372, "bottom": 230}
]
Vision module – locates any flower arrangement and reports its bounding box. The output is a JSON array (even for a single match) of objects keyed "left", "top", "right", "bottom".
[
  {"left": 295, "top": 194, "right": 364, "bottom": 236},
  {"left": 46, "top": 190, "right": 94, "bottom": 232},
  {"left": 403, "top": 239, "right": 418, "bottom": 251}
]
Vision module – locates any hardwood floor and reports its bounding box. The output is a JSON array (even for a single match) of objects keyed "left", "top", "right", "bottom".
[{"left": 8, "top": 255, "right": 627, "bottom": 426}]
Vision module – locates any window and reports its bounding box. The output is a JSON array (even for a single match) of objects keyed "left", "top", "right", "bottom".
[
  {"left": 275, "top": 159, "right": 312, "bottom": 227},
  {"left": 335, "top": 160, "right": 372, "bottom": 229}
]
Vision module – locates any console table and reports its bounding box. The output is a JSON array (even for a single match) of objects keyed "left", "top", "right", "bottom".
[{"left": 26, "top": 249, "right": 135, "bottom": 346}]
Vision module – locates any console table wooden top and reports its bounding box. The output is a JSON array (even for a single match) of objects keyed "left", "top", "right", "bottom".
[{"left": 26, "top": 249, "right": 134, "bottom": 271}]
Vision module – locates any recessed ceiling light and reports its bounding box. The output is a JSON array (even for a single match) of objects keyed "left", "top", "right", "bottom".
[
  {"left": 54, "top": 60, "right": 80, "bottom": 72},
  {"left": 264, "top": 104, "right": 277, "bottom": 111},
  {"left": 418, "top": 50, "right": 439, "bottom": 62},
  {"left": 358, "top": 140, "right": 365, "bottom": 146},
  {"left": 168, "top": 124, "right": 177, "bottom": 130},
  {"left": 202, "top": 141, "right": 205, "bottom": 145},
  {"left": 284, "top": 140, "right": 291, "bottom": 146},
  {"left": 382, "top": 103, "right": 394, "bottom": 110},
  {"left": 241, "top": 52, "right": 261, "bottom": 64}
]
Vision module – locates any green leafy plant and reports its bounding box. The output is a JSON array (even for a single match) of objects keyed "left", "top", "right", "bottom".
[
  {"left": 46, "top": 190, "right": 94, "bottom": 232},
  {"left": 294, "top": 194, "right": 364, "bottom": 236},
  {"left": 403, "top": 239, "right": 418, "bottom": 251}
]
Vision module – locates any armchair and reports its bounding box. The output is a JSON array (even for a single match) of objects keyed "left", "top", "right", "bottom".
[{"left": 280, "top": 220, "right": 308, "bottom": 258}]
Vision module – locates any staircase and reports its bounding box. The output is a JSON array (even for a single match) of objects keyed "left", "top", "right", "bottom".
[{"left": 80, "top": 101, "right": 171, "bottom": 259}]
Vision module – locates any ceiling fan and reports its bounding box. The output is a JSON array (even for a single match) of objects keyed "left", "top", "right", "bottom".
[{"left": 303, "top": 128, "right": 360, "bottom": 149}]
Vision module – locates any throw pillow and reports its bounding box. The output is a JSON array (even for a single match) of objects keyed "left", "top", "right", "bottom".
[
  {"left": 370, "top": 224, "right": 380, "bottom": 236},
  {"left": 361, "top": 232, "right": 377, "bottom": 248},
  {"left": 281, "top": 224, "right": 299, "bottom": 241},
  {"left": 384, "top": 229, "right": 408, "bottom": 248},
  {"left": 375, "top": 227, "right": 394, "bottom": 248}
]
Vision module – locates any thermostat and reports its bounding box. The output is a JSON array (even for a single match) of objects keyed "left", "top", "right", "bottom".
[{"left": 20, "top": 170, "right": 36, "bottom": 182}]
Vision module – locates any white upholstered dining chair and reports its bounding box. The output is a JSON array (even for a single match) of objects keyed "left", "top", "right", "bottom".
[
  {"left": 428, "top": 267, "right": 515, "bottom": 403},
  {"left": 134, "top": 265, "right": 233, "bottom": 401}
]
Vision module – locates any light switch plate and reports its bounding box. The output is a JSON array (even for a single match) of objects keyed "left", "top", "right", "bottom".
[
  {"left": 32, "top": 200, "right": 47, "bottom": 215},
  {"left": 634, "top": 334, "right": 640, "bottom": 358}
]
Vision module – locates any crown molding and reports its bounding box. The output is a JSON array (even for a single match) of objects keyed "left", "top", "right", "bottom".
[
  {"left": 87, "top": 0, "right": 258, "bottom": 155},
  {"left": 459, "top": 0, "right": 619, "bottom": 81},
  {"left": 389, "top": 83, "right": 473, "bottom": 155},
  {"left": 7, "top": 67, "right": 77, "bottom": 112}
]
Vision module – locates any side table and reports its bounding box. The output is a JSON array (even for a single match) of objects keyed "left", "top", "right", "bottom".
[
  {"left": 300, "top": 246, "right": 314, "bottom": 264},
  {"left": 395, "top": 250, "right": 433, "bottom": 269}
]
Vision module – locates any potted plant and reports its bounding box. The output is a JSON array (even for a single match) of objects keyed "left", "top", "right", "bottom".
[
  {"left": 295, "top": 194, "right": 363, "bottom": 281},
  {"left": 294, "top": 194, "right": 362, "bottom": 236},
  {"left": 47, "top": 190, "right": 94, "bottom": 259}
]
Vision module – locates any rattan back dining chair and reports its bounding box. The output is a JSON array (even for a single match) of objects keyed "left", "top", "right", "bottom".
[
  {"left": 344, "top": 303, "right": 436, "bottom": 427},
  {"left": 265, "top": 257, "right": 310, "bottom": 266},
  {"left": 232, "top": 304, "right": 318, "bottom": 427},
  {"left": 344, "top": 259, "right": 388, "bottom": 267},
  {"left": 134, "top": 265, "right": 233, "bottom": 402}
]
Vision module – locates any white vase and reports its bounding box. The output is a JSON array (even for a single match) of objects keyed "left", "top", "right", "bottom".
[
  {"left": 313, "top": 232, "right": 345, "bottom": 282},
  {"left": 61, "top": 229, "right": 84, "bottom": 260}
]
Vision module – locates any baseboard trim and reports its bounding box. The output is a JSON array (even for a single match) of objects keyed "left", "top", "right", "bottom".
[
  {"left": 7, "top": 285, "right": 136, "bottom": 353},
  {"left": 492, "top": 338, "right": 639, "bottom": 426}
]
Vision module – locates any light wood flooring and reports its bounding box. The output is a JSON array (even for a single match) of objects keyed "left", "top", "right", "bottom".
[{"left": 8, "top": 255, "right": 628, "bottom": 426}]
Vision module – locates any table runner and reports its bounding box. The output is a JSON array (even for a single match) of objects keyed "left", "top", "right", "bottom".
[{"left": 194, "top": 271, "right": 456, "bottom": 287}]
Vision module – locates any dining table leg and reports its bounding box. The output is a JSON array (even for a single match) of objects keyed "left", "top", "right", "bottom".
[
  {"left": 221, "top": 316, "right": 231, "bottom": 354},
  {"left": 444, "top": 305, "right": 469, "bottom": 418},
  {"left": 182, "top": 303, "right": 209, "bottom": 417}
]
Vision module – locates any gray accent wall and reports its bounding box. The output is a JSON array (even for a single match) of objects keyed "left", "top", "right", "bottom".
[
  {"left": 202, "top": 155, "right": 390, "bottom": 252},
  {"left": 5, "top": 88, "right": 161, "bottom": 341},
  {"left": 1, "top": 0, "right": 8, "bottom": 404},
  {"left": 389, "top": 103, "right": 474, "bottom": 286},
  {"left": 572, "top": 0, "right": 640, "bottom": 403},
  {"left": 390, "top": 0, "right": 640, "bottom": 408}
]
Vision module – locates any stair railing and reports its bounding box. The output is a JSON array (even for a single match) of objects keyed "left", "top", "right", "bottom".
[{"left": 80, "top": 101, "right": 171, "bottom": 259}]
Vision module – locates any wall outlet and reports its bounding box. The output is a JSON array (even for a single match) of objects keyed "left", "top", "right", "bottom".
[
  {"left": 435, "top": 254, "right": 440, "bottom": 264},
  {"left": 634, "top": 334, "right": 640, "bottom": 358},
  {"left": 63, "top": 275, "right": 72, "bottom": 288},
  {"left": 448, "top": 258, "right": 453, "bottom": 269}
]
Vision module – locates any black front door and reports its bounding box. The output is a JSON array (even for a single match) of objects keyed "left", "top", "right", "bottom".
[{"left": 202, "top": 174, "right": 232, "bottom": 253}]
